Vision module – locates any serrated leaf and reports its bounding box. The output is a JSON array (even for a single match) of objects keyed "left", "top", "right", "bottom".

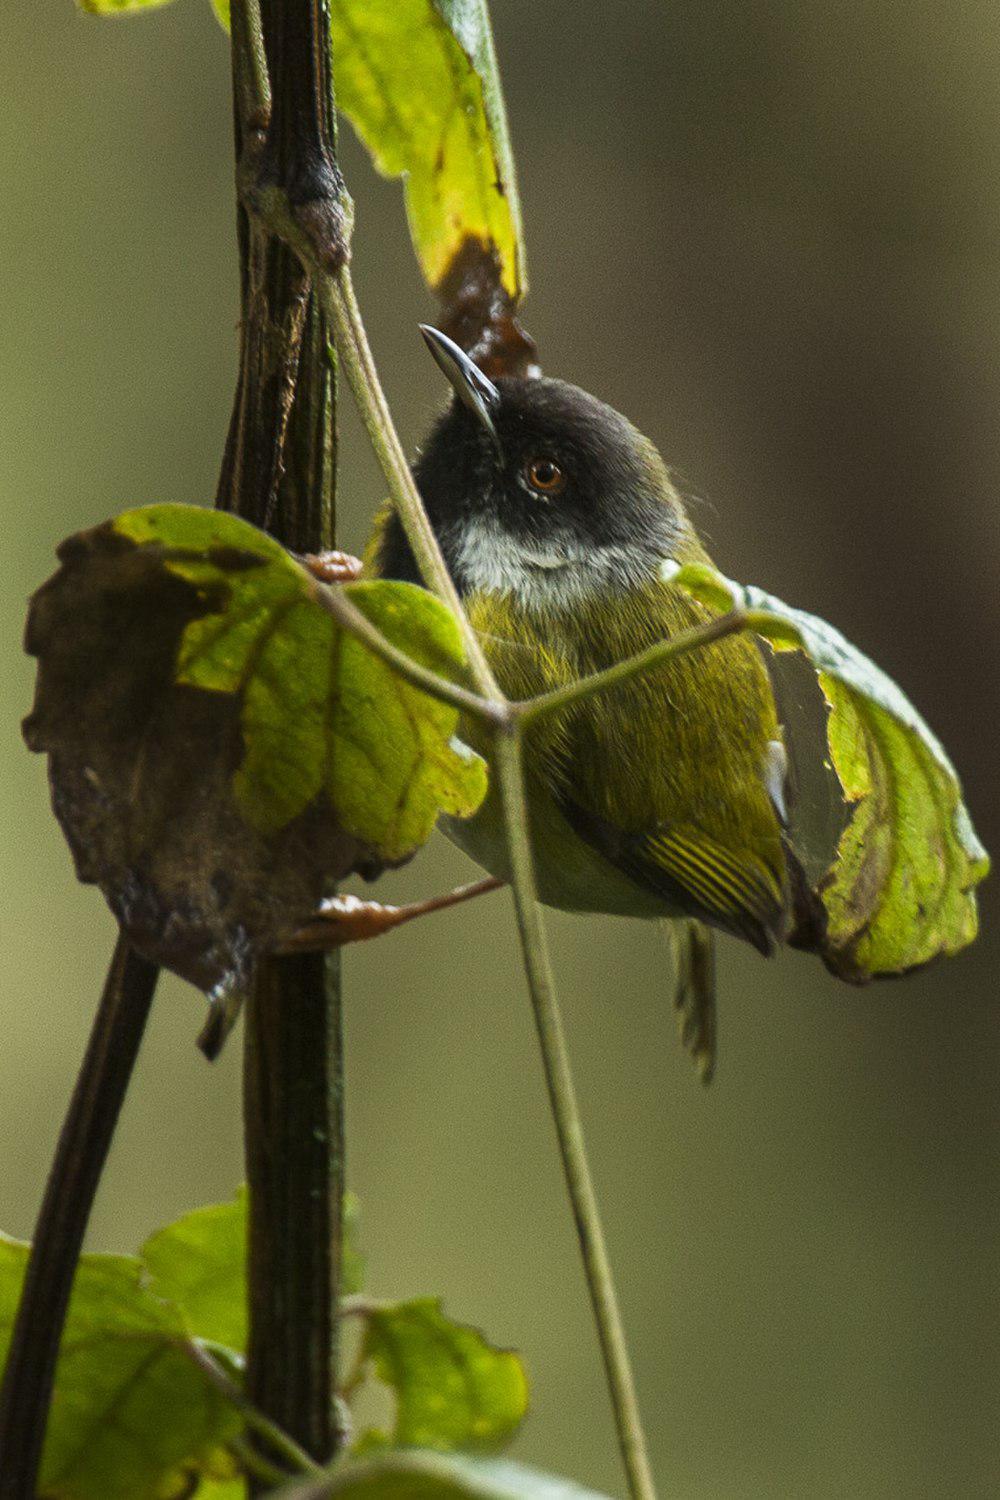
[
  {"left": 141, "top": 1186, "right": 365, "bottom": 1352},
  {"left": 24, "top": 504, "right": 486, "bottom": 989},
  {"left": 327, "top": 582, "right": 487, "bottom": 860},
  {"left": 673, "top": 563, "right": 989, "bottom": 979},
  {"left": 273, "top": 1451, "right": 612, "bottom": 1500},
  {"left": 360, "top": 1298, "right": 527, "bottom": 1452},
  {"left": 111, "top": 506, "right": 485, "bottom": 857},
  {"left": 0, "top": 1238, "right": 240, "bottom": 1500}
]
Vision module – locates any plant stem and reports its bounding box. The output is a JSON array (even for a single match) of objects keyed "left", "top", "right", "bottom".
[
  {"left": 316, "top": 573, "right": 748, "bottom": 730},
  {"left": 187, "top": 1342, "right": 323, "bottom": 1478},
  {"left": 516, "top": 609, "right": 748, "bottom": 722},
  {"left": 314, "top": 581, "right": 504, "bottom": 723},
  {"left": 321, "top": 269, "right": 501, "bottom": 697},
  {"left": 226, "top": 0, "right": 346, "bottom": 1483},
  {"left": 311, "top": 259, "right": 659, "bottom": 1500},
  {"left": 243, "top": 953, "right": 344, "bottom": 1474},
  {"left": 0, "top": 936, "right": 159, "bottom": 1498},
  {"left": 491, "top": 727, "right": 657, "bottom": 1500}
]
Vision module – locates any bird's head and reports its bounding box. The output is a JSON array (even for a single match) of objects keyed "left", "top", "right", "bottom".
[{"left": 401, "top": 326, "right": 702, "bottom": 606}]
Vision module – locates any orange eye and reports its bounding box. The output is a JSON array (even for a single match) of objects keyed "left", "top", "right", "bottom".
[{"left": 524, "top": 457, "right": 565, "bottom": 495}]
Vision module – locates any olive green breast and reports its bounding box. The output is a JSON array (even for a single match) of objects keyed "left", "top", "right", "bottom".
[{"left": 446, "top": 579, "right": 786, "bottom": 919}]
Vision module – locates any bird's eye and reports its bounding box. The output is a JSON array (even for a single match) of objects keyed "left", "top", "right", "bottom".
[{"left": 524, "top": 457, "right": 566, "bottom": 495}]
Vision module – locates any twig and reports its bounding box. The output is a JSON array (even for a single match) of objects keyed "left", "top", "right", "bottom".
[
  {"left": 516, "top": 609, "right": 749, "bottom": 721},
  {"left": 314, "top": 582, "right": 505, "bottom": 724},
  {"left": 315, "top": 574, "right": 752, "bottom": 731},
  {"left": 320, "top": 268, "right": 501, "bottom": 696},
  {"left": 278, "top": 878, "right": 503, "bottom": 953},
  {"left": 0, "top": 936, "right": 159, "bottom": 1498},
  {"left": 491, "top": 727, "right": 657, "bottom": 1500},
  {"left": 326, "top": 265, "right": 658, "bottom": 1500},
  {"left": 186, "top": 1341, "right": 323, "bottom": 1478}
]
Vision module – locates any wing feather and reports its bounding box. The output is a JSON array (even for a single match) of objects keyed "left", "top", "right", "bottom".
[{"left": 558, "top": 796, "right": 789, "bottom": 952}]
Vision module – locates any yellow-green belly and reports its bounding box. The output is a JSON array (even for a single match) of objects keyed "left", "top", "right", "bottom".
[{"left": 441, "top": 778, "right": 672, "bottom": 919}]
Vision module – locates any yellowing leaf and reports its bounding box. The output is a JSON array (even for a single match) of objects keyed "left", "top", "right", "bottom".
[
  {"left": 331, "top": 0, "right": 524, "bottom": 300},
  {"left": 112, "top": 506, "right": 485, "bottom": 859},
  {"left": 209, "top": 0, "right": 525, "bottom": 304},
  {"left": 359, "top": 1298, "right": 528, "bottom": 1452},
  {"left": 673, "top": 563, "right": 989, "bottom": 980}
]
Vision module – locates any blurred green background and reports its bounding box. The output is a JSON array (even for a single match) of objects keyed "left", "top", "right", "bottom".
[{"left": 3, "top": 2, "right": 999, "bottom": 1495}]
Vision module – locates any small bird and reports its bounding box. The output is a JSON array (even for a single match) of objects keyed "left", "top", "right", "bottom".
[{"left": 367, "top": 327, "right": 811, "bottom": 1080}]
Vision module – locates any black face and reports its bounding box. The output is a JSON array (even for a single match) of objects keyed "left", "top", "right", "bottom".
[{"left": 375, "top": 376, "right": 689, "bottom": 596}]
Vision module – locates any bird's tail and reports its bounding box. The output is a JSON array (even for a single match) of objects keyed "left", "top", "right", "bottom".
[{"left": 665, "top": 918, "right": 717, "bottom": 1085}]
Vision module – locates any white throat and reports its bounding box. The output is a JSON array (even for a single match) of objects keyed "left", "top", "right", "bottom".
[{"left": 446, "top": 515, "right": 666, "bottom": 611}]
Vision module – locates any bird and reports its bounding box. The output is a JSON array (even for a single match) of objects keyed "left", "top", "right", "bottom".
[{"left": 365, "top": 326, "right": 814, "bottom": 1081}]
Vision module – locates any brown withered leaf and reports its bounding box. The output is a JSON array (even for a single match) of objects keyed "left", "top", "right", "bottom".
[
  {"left": 23, "top": 523, "right": 375, "bottom": 996},
  {"left": 25, "top": 507, "right": 486, "bottom": 1004}
]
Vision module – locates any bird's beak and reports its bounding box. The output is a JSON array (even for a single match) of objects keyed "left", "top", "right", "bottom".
[{"left": 420, "top": 325, "right": 501, "bottom": 449}]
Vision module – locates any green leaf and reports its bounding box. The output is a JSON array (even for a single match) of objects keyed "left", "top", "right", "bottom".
[
  {"left": 359, "top": 1298, "right": 528, "bottom": 1452},
  {"left": 112, "top": 505, "right": 486, "bottom": 858},
  {"left": 672, "top": 562, "right": 990, "bottom": 980},
  {"left": 141, "top": 1186, "right": 365, "bottom": 1353},
  {"left": 76, "top": 0, "right": 174, "bottom": 13},
  {"left": 209, "top": 0, "right": 524, "bottom": 303},
  {"left": 335, "top": 0, "right": 524, "bottom": 300},
  {"left": 191, "top": 1482, "right": 244, "bottom": 1500},
  {"left": 0, "top": 1237, "right": 240, "bottom": 1500},
  {"left": 326, "top": 581, "right": 488, "bottom": 860},
  {"left": 25, "top": 504, "right": 485, "bottom": 989},
  {"left": 274, "top": 1451, "right": 612, "bottom": 1500},
  {"left": 140, "top": 1188, "right": 249, "bottom": 1353}
]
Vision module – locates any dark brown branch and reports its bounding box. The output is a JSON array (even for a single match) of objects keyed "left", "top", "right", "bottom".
[
  {"left": 0, "top": 937, "right": 158, "bottom": 1497},
  {"left": 225, "top": 0, "right": 347, "bottom": 1485},
  {"left": 244, "top": 952, "right": 344, "bottom": 1468}
]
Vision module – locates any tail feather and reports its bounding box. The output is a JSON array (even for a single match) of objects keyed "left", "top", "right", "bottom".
[{"left": 666, "top": 918, "right": 717, "bottom": 1085}]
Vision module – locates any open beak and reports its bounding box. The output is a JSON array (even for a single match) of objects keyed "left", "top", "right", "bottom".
[{"left": 419, "top": 325, "right": 501, "bottom": 448}]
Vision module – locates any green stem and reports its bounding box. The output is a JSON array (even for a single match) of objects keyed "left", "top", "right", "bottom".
[
  {"left": 314, "top": 582, "right": 504, "bottom": 723},
  {"left": 186, "top": 1342, "right": 323, "bottom": 1477},
  {"left": 491, "top": 725, "right": 657, "bottom": 1500},
  {"left": 321, "top": 268, "right": 501, "bottom": 697},
  {"left": 324, "top": 264, "right": 657, "bottom": 1500},
  {"left": 516, "top": 609, "right": 748, "bottom": 723},
  {"left": 317, "top": 566, "right": 746, "bottom": 740}
]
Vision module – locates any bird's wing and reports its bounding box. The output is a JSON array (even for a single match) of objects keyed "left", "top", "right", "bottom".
[{"left": 556, "top": 793, "right": 789, "bottom": 953}]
